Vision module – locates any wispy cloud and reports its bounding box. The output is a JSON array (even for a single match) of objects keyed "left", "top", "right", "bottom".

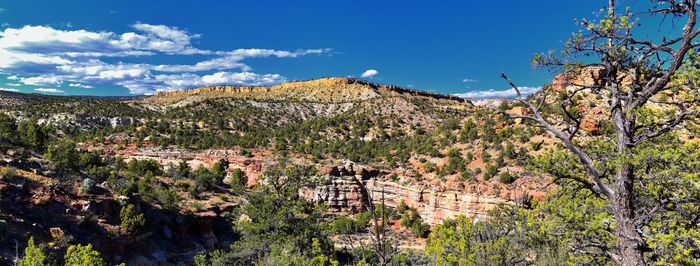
[
  {"left": 361, "top": 69, "right": 379, "bottom": 78},
  {"left": 34, "top": 88, "right": 64, "bottom": 93},
  {"left": 0, "top": 23, "right": 331, "bottom": 94},
  {"left": 19, "top": 75, "right": 62, "bottom": 86},
  {"left": 453, "top": 86, "right": 541, "bottom": 99},
  {"left": 462, "top": 78, "right": 479, "bottom": 83},
  {"left": 0, "top": 87, "right": 19, "bottom": 92},
  {"left": 68, "top": 83, "right": 93, "bottom": 88}
]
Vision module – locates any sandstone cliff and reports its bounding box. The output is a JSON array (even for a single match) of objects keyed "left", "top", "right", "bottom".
[
  {"left": 304, "top": 162, "right": 535, "bottom": 225},
  {"left": 143, "top": 77, "right": 468, "bottom": 107}
]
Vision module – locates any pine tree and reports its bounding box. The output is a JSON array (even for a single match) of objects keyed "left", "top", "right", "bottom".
[
  {"left": 19, "top": 237, "right": 46, "bottom": 266},
  {"left": 64, "top": 244, "right": 107, "bottom": 266}
]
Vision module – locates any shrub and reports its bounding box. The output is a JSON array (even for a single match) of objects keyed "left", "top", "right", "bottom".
[
  {"left": 193, "top": 164, "right": 226, "bottom": 191},
  {"left": 459, "top": 169, "right": 474, "bottom": 181},
  {"left": 480, "top": 151, "right": 491, "bottom": 164},
  {"left": 64, "top": 244, "right": 107, "bottom": 266},
  {"left": 120, "top": 204, "right": 146, "bottom": 235},
  {"left": 0, "top": 166, "right": 17, "bottom": 180},
  {"left": 332, "top": 216, "right": 357, "bottom": 234},
  {"left": 81, "top": 178, "right": 96, "bottom": 194},
  {"left": 498, "top": 172, "right": 516, "bottom": 184},
  {"left": 126, "top": 159, "right": 162, "bottom": 176},
  {"left": 483, "top": 164, "right": 498, "bottom": 181},
  {"left": 169, "top": 160, "right": 190, "bottom": 179},
  {"left": 46, "top": 140, "right": 79, "bottom": 171},
  {"left": 355, "top": 211, "right": 373, "bottom": 229},
  {"left": 19, "top": 237, "right": 46, "bottom": 266},
  {"left": 410, "top": 221, "right": 431, "bottom": 238},
  {"left": 227, "top": 168, "right": 247, "bottom": 189},
  {"left": 400, "top": 209, "right": 430, "bottom": 238},
  {"left": 155, "top": 188, "right": 181, "bottom": 212},
  {"left": 396, "top": 200, "right": 409, "bottom": 214},
  {"left": 78, "top": 151, "right": 102, "bottom": 168}
]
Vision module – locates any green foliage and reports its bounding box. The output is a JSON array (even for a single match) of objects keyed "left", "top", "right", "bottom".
[
  {"left": 399, "top": 207, "right": 430, "bottom": 238},
  {"left": 425, "top": 205, "right": 567, "bottom": 266},
  {"left": 78, "top": 151, "right": 102, "bottom": 169},
  {"left": 25, "top": 122, "right": 48, "bottom": 150},
  {"left": 193, "top": 249, "right": 236, "bottom": 266},
  {"left": 498, "top": 171, "right": 516, "bottom": 184},
  {"left": 527, "top": 134, "right": 700, "bottom": 264},
  {"left": 0, "top": 113, "right": 17, "bottom": 148},
  {"left": 220, "top": 162, "right": 334, "bottom": 264},
  {"left": 354, "top": 211, "right": 373, "bottom": 229},
  {"left": 168, "top": 160, "right": 191, "bottom": 179},
  {"left": 480, "top": 150, "right": 491, "bottom": 164},
  {"left": 19, "top": 237, "right": 47, "bottom": 266},
  {"left": 331, "top": 216, "right": 359, "bottom": 235},
  {"left": 119, "top": 204, "right": 146, "bottom": 235},
  {"left": 192, "top": 163, "right": 226, "bottom": 192},
  {"left": 46, "top": 140, "right": 79, "bottom": 171},
  {"left": 459, "top": 168, "right": 474, "bottom": 181},
  {"left": 64, "top": 244, "right": 107, "bottom": 266},
  {"left": 439, "top": 148, "right": 465, "bottom": 176},
  {"left": 483, "top": 164, "right": 498, "bottom": 181},
  {"left": 126, "top": 159, "right": 162, "bottom": 176}
]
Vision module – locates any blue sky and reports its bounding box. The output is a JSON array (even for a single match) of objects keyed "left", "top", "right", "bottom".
[{"left": 0, "top": 1, "right": 622, "bottom": 96}]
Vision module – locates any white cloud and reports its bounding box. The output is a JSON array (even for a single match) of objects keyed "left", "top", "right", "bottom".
[
  {"left": 0, "top": 87, "right": 19, "bottom": 92},
  {"left": 462, "top": 78, "right": 478, "bottom": 83},
  {"left": 361, "top": 69, "right": 379, "bottom": 78},
  {"left": 453, "top": 86, "right": 541, "bottom": 99},
  {"left": 155, "top": 48, "right": 329, "bottom": 72},
  {"left": 201, "top": 71, "right": 286, "bottom": 86},
  {"left": 68, "top": 83, "right": 93, "bottom": 88},
  {"left": 0, "top": 24, "right": 330, "bottom": 94},
  {"left": 125, "top": 23, "right": 202, "bottom": 54},
  {"left": 5, "top": 83, "right": 20, "bottom": 86},
  {"left": 34, "top": 88, "right": 64, "bottom": 93},
  {"left": 19, "top": 75, "right": 63, "bottom": 86},
  {"left": 111, "top": 71, "right": 287, "bottom": 95}
]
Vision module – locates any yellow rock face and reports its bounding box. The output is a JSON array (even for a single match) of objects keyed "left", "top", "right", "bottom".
[{"left": 142, "top": 77, "right": 468, "bottom": 107}]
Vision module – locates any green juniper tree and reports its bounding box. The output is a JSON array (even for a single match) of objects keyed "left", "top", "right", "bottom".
[
  {"left": 19, "top": 237, "right": 47, "bottom": 266},
  {"left": 501, "top": 1, "right": 700, "bottom": 264}
]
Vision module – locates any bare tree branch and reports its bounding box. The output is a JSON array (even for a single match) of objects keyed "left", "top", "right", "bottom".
[{"left": 500, "top": 73, "right": 615, "bottom": 198}]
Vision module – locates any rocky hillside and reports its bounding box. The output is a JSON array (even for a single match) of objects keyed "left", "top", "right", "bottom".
[
  {"left": 142, "top": 77, "right": 469, "bottom": 107},
  {"left": 0, "top": 76, "right": 557, "bottom": 264}
]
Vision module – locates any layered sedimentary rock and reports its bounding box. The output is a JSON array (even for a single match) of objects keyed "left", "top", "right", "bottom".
[
  {"left": 306, "top": 162, "right": 527, "bottom": 225},
  {"left": 145, "top": 77, "right": 468, "bottom": 106}
]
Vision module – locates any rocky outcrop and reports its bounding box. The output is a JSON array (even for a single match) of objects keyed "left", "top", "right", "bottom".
[
  {"left": 0, "top": 168, "right": 235, "bottom": 265},
  {"left": 81, "top": 116, "right": 138, "bottom": 128},
  {"left": 306, "top": 162, "right": 527, "bottom": 225},
  {"left": 551, "top": 67, "right": 606, "bottom": 92},
  {"left": 34, "top": 114, "right": 139, "bottom": 129},
  {"left": 505, "top": 106, "right": 529, "bottom": 125},
  {"left": 145, "top": 77, "right": 468, "bottom": 106},
  {"left": 114, "top": 148, "right": 268, "bottom": 186}
]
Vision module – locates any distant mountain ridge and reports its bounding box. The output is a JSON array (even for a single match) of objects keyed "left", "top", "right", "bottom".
[{"left": 144, "top": 77, "right": 471, "bottom": 106}]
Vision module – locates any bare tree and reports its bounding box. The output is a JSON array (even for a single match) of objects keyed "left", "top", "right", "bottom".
[
  {"left": 364, "top": 186, "right": 400, "bottom": 266},
  {"left": 502, "top": 1, "right": 699, "bottom": 265}
]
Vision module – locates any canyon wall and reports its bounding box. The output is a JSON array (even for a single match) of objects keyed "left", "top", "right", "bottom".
[
  {"left": 306, "top": 163, "right": 529, "bottom": 225},
  {"left": 115, "top": 149, "right": 531, "bottom": 225}
]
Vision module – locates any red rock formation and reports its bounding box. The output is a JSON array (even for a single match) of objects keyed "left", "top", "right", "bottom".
[{"left": 307, "top": 163, "right": 535, "bottom": 225}]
